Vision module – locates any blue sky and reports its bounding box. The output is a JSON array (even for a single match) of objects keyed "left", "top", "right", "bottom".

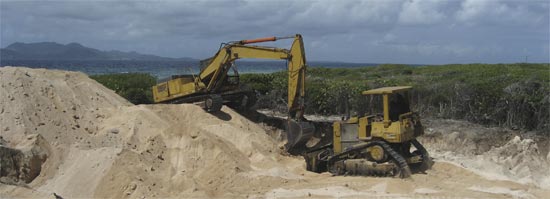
[{"left": 1, "top": 0, "right": 548, "bottom": 64}]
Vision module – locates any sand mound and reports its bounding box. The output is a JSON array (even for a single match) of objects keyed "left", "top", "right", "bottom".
[
  {"left": 0, "top": 66, "right": 131, "bottom": 188},
  {"left": 0, "top": 67, "right": 305, "bottom": 198},
  {"left": 0, "top": 66, "right": 131, "bottom": 145},
  {"left": 1, "top": 66, "right": 548, "bottom": 198}
]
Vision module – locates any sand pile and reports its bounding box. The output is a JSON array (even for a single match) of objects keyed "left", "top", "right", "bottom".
[
  {"left": 0, "top": 66, "right": 305, "bottom": 198},
  {"left": 1, "top": 66, "right": 549, "bottom": 198},
  {"left": 0, "top": 66, "right": 131, "bottom": 188},
  {"left": 90, "top": 104, "right": 309, "bottom": 198}
]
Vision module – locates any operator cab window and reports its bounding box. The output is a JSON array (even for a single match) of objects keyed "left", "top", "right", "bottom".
[{"left": 389, "top": 93, "right": 410, "bottom": 121}]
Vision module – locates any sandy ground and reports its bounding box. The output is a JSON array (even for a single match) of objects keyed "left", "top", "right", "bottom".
[{"left": 1, "top": 66, "right": 549, "bottom": 198}]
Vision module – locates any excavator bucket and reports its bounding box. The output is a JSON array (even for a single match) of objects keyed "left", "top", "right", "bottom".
[{"left": 284, "top": 119, "right": 315, "bottom": 155}]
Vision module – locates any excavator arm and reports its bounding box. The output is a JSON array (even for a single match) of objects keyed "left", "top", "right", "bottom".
[{"left": 197, "top": 34, "right": 307, "bottom": 120}]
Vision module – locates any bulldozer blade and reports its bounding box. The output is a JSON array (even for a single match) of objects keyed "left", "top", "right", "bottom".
[{"left": 284, "top": 120, "right": 315, "bottom": 155}]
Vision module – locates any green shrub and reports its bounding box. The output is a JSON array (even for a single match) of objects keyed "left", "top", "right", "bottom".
[{"left": 90, "top": 73, "right": 156, "bottom": 104}]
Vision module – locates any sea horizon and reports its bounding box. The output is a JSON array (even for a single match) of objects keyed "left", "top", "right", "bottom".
[{"left": 0, "top": 59, "right": 399, "bottom": 79}]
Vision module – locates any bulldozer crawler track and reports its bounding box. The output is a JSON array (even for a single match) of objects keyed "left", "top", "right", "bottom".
[
  {"left": 327, "top": 140, "right": 412, "bottom": 178},
  {"left": 411, "top": 139, "right": 428, "bottom": 156},
  {"left": 382, "top": 142, "right": 412, "bottom": 178},
  {"left": 410, "top": 139, "right": 433, "bottom": 171}
]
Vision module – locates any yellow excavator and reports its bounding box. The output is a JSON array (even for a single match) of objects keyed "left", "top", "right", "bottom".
[{"left": 152, "top": 34, "right": 314, "bottom": 151}]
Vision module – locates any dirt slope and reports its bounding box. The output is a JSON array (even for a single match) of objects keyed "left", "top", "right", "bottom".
[
  {"left": 0, "top": 66, "right": 548, "bottom": 198},
  {"left": 420, "top": 119, "right": 550, "bottom": 189}
]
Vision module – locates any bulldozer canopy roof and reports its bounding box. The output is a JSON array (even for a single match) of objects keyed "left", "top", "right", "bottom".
[{"left": 362, "top": 86, "right": 412, "bottom": 95}]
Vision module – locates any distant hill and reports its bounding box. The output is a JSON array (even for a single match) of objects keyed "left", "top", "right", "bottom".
[{"left": 0, "top": 42, "right": 196, "bottom": 61}]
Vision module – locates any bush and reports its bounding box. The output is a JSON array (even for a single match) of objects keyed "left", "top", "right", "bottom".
[
  {"left": 90, "top": 73, "right": 156, "bottom": 104},
  {"left": 241, "top": 63, "right": 550, "bottom": 131}
]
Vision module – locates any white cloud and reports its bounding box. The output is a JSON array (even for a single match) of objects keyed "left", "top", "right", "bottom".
[
  {"left": 287, "top": 0, "right": 403, "bottom": 34},
  {"left": 455, "top": 0, "right": 546, "bottom": 26},
  {"left": 398, "top": 0, "right": 448, "bottom": 25}
]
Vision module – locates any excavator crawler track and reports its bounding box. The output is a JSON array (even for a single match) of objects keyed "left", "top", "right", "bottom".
[{"left": 205, "top": 94, "right": 223, "bottom": 112}]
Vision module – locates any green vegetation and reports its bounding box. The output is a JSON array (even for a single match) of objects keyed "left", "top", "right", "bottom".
[
  {"left": 89, "top": 63, "right": 549, "bottom": 131},
  {"left": 90, "top": 73, "right": 156, "bottom": 104},
  {"left": 241, "top": 63, "right": 550, "bottom": 131}
]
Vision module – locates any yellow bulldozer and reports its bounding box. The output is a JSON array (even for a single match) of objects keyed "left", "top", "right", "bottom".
[
  {"left": 151, "top": 34, "right": 431, "bottom": 177},
  {"left": 303, "top": 86, "right": 433, "bottom": 178}
]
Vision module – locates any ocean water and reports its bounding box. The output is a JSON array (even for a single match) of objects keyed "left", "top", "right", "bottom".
[{"left": 0, "top": 59, "right": 378, "bottom": 79}]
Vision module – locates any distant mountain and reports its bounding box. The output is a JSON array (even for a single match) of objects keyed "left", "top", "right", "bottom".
[{"left": 0, "top": 42, "right": 196, "bottom": 61}]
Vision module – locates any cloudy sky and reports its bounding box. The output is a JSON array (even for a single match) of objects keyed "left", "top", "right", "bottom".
[{"left": 1, "top": 0, "right": 548, "bottom": 64}]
